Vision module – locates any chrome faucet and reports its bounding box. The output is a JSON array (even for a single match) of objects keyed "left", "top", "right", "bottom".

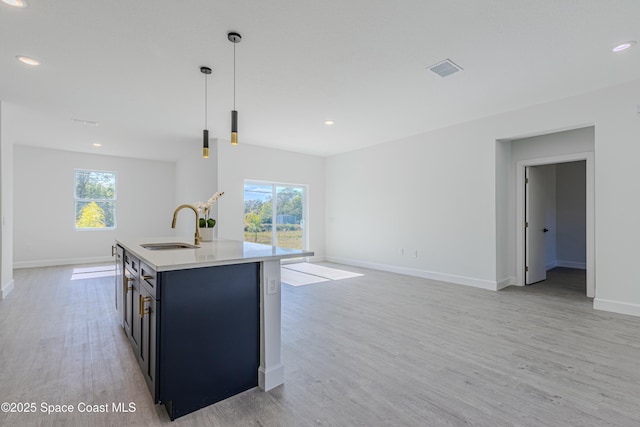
[{"left": 171, "top": 204, "right": 202, "bottom": 246}]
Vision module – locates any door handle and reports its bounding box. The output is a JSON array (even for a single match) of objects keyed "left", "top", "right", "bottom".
[{"left": 543, "top": 228, "right": 549, "bottom": 233}]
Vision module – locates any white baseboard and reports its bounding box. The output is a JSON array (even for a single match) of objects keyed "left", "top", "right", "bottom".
[
  {"left": 547, "top": 260, "right": 586, "bottom": 270},
  {"left": 258, "top": 363, "right": 284, "bottom": 391},
  {"left": 1, "top": 279, "right": 15, "bottom": 300},
  {"left": 14, "top": 256, "right": 114, "bottom": 270},
  {"left": 497, "top": 276, "right": 516, "bottom": 290},
  {"left": 593, "top": 298, "right": 640, "bottom": 317},
  {"left": 557, "top": 260, "right": 586, "bottom": 270},
  {"left": 325, "top": 256, "right": 499, "bottom": 291},
  {"left": 280, "top": 255, "right": 325, "bottom": 266}
]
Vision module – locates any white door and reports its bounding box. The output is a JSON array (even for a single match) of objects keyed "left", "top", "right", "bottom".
[{"left": 525, "top": 166, "right": 547, "bottom": 284}]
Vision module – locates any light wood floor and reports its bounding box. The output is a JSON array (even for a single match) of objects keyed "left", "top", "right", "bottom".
[{"left": 0, "top": 264, "right": 639, "bottom": 426}]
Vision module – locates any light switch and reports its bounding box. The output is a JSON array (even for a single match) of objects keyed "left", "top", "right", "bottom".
[{"left": 267, "top": 278, "right": 278, "bottom": 294}]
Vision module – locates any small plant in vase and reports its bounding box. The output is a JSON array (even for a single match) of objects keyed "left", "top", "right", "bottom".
[{"left": 193, "top": 191, "right": 224, "bottom": 242}]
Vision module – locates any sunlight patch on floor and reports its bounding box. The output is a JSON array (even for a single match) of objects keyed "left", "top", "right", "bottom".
[{"left": 281, "top": 263, "right": 363, "bottom": 286}]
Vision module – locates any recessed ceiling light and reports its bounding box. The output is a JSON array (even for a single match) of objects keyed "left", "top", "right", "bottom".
[
  {"left": 16, "top": 55, "right": 40, "bottom": 66},
  {"left": 1, "top": 0, "right": 27, "bottom": 8},
  {"left": 324, "top": 120, "right": 335, "bottom": 126},
  {"left": 612, "top": 41, "right": 637, "bottom": 52},
  {"left": 92, "top": 143, "right": 102, "bottom": 147}
]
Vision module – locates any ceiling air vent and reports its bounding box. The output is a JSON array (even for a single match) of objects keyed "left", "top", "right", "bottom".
[{"left": 428, "top": 59, "right": 463, "bottom": 78}]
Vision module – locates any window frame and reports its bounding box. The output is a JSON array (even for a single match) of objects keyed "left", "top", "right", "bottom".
[
  {"left": 74, "top": 168, "right": 118, "bottom": 231},
  {"left": 243, "top": 180, "right": 308, "bottom": 251}
]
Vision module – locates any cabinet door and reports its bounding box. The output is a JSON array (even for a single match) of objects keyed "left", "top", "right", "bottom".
[
  {"left": 140, "top": 290, "right": 157, "bottom": 401},
  {"left": 123, "top": 272, "right": 134, "bottom": 337},
  {"left": 130, "top": 278, "right": 141, "bottom": 358}
]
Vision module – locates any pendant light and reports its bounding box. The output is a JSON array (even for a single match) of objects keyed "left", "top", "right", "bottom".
[
  {"left": 200, "top": 66, "right": 212, "bottom": 158},
  {"left": 228, "top": 32, "right": 241, "bottom": 145}
]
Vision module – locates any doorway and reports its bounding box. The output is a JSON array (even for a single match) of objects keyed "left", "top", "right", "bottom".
[
  {"left": 516, "top": 152, "right": 594, "bottom": 297},
  {"left": 243, "top": 181, "right": 308, "bottom": 250},
  {"left": 525, "top": 161, "right": 587, "bottom": 287}
]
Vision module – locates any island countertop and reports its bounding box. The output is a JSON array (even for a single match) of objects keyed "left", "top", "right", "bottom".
[{"left": 116, "top": 237, "right": 314, "bottom": 272}]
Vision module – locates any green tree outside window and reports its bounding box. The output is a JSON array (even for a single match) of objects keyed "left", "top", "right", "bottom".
[{"left": 75, "top": 169, "right": 117, "bottom": 229}]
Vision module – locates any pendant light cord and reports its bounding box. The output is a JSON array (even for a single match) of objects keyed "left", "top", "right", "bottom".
[
  {"left": 204, "top": 73, "right": 208, "bottom": 128},
  {"left": 233, "top": 42, "right": 236, "bottom": 110}
]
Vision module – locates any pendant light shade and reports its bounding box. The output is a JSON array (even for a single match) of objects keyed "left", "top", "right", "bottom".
[
  {"left": 228, "top": 32, "right": 241, "bottom": 145},
  {"left": 200, "top": 66, "right": 212, "bottom": 158},
  {"left": 203, "top": 129, "right": 209, "bottom": 158},
  {"left": 231, "top": 110, "right": 238, "bottom": 145}
]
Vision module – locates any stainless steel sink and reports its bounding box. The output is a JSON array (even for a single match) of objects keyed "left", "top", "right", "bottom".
[{"left": 141, "top": 242, "right": 199, "bottom": 250}]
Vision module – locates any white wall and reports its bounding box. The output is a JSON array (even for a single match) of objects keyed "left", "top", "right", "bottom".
[
  {"left": 494, "top": 136, "right": 512, "bottom": 288},
  {"left": 327, "top": 79, "right": 640, "bottom": 317},
  {"left": 556, "top": 161, "right": 586, "bottom": 268},
  {"left": 326, "top": 120, "right": 498, "bottom": 289},
  {"left": 510, "top": 128, "right": 595, "bottom": 162},
  {"left": 0, "top": 101, "right": 15, "bottom": 298},
  {"left": 217, "top": 141, "right": 325, "bottom": 261},
  {"left": 13, "top": 145, "right": 175, "bottom": 267},
  {"left": 174, "top": 138, "right": 219, "bottom": 237}
]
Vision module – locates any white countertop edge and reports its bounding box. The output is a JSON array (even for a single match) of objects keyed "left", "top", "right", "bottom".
[{"left": 116, "top": 237, "right": 314, "bottom": 272}]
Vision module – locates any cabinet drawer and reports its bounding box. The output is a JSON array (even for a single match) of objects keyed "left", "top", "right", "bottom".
[
  {"left": 140, "top": 261, "right": 158, "bottom": 299},
  {"left": 124, "top": 251, "right": 140, "bottom": 279}
]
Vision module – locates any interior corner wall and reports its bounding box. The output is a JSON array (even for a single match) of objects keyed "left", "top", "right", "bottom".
[
  {"left": 13, "top": 145, "right": 176, "bottom": 267},
  {"left": 174, "top": 138, "right": 219, "bottom": 237},
  {"left": 538, "top": 164, "right": 558, "bottom": 269},
  {"left": 0, "top": 101, "right": 15, "bottom": 299},
  {"left": 556, "top": 161, "right": 586, "bottom": 268},
  {"left": 216, "top": 141, "right": 325, "bottom": 262},
  {"left": 495, "top": 139, "right": 513, "bottom": 288}
]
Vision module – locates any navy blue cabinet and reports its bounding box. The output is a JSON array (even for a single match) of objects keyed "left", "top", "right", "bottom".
[
  {"left": 119, "top": 251, "right": 260, "bottom": 420},
  {"left": 159, "top": 262, "right": 260, "bottom": 420}
]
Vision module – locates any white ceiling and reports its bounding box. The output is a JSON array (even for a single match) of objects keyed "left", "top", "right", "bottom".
[{"left": 1, "top": 0, "right": 639, "bottom": 160}]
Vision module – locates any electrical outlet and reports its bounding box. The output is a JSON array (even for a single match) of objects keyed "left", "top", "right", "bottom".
[{"left": 267, "top": 277, "right": 278, "bottom": 294}]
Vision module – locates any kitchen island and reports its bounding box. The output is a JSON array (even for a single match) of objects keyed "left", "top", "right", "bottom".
[{"left": 114, "top": 237, "right": 313, "bottom": 420}]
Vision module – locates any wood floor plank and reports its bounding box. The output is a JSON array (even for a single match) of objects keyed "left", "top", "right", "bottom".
[{"left": 0, "top": 265, "right": 639, "bottom": 426}]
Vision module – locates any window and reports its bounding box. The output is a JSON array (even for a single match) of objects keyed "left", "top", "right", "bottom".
[
  {"left": 74, "top": 169, "right": 117, "bottom": 229},
  {"left": 243, "top": 181, "right": 307, "bottom": 250}
]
